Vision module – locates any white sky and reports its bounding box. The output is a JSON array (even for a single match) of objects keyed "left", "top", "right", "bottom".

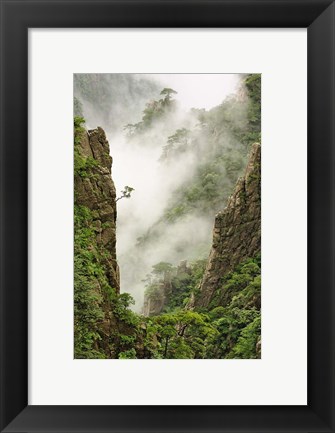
[{"left": 148, "top": 73, "right": 240, "bottom": 111}]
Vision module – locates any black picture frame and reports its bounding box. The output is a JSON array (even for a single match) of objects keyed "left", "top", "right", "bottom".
[{"left": 0, "top": 0, "right": 334, "bottom": 432}]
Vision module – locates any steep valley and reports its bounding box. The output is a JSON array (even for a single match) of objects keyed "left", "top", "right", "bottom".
[{"left": 74, "top": 73, "right": 261, "bottom": 359}]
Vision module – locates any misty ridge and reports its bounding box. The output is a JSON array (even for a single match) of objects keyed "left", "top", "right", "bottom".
[{"left": 74, "top": 73, "right": 259, "bottom": 310}]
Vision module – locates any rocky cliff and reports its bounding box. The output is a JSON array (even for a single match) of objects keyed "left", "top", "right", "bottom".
[
  {"left": 193, "top": 142, "right": 261, "bottom": 308},
  {"left": 74, "top": 124, "right": 121, "bottom": 358},
  {"left": 75, "top": 126, "right": 119, "bottom": 292}
]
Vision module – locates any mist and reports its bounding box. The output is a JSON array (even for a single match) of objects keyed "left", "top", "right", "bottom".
[
  {"left": 74, "top": 73, "right": 248, "bottom": 311},
  {"left": 152, "top": 74, "right": 239, "bottom": 110}
]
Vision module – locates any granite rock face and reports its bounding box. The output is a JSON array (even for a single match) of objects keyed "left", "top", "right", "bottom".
[
  {"left": 75, "top": 127, "right": 120, "bottom": 293},
  {"left": 74, "top": 126, "right": 123, "bottom": 357},
  {"left": 193, "top": 143, "right": 261, "bottom": 308}
]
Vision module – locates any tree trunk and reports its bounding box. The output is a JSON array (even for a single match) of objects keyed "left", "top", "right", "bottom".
[{"left": 163, "top": 336, "right": 170, "bottom": 358}]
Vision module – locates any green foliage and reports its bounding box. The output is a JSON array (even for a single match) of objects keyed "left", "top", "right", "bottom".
[
  {"left": 124, "top": 88, "right": 178, "bottom": 135},
  {"left": 160, "top": 87, "right": 177, "bottom": 99},
  {"left": 74, "top": 117, "right": 99, "bottom": 178},
  {"left": 74, "top": 97, "right": 84, "bottom": 117},
  {"left": 74, "top": 203, "right": 140, "bottom": 358},
  {"left": 229, "top": 315, "right": 261, "bottom": 359},
  {"left": 141, "top": 255, "right": 261, "bottom": 359},
  {"left": 116, "top": 186, "right": 135, "bottom": 202},
  {"left": 74, "top": 154, "right": 98, "bottom": 178},
  {"left": 223, "top": 73, "right": 261, "bottom": 147},
  {"left": 113, "top": 293, "right": 139, "bottom": 326},
  {"left": 74, "top": 204, "right": 109, "bottom": 359},
  {"left": 244, "top": 73, "right": 261, "bottom": 144},
  {"left": 118, "top": 348, "right": 137, "bottom": 359},
  {"left": 163, "top": 153, "right": 244, "bottom": 223},
  {"left": 152, "top": 261, "right": 173, "bottom": 276},
  {"left": 206, "top": 306, "right": 260, "bottom": 359},
  {"left": 144, "top": 260, "right": 206, "bottom": 310},
  {"left": 160, "top": 128, "right": 191, "bottom": 161},
  {"left": 204, "top": 255, "right": 261, "bottom": 359},
  {"left": 209, "top": 254, "right": 261, "bottom": 310},
  {"left": 74, "top": 116, "right": 85, "bottom": 142},
  {"left": 144, "top": 310, "right": 216, "bottom": 359}
]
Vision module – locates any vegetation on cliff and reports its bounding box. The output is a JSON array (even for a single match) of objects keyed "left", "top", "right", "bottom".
[
  {"left": 135, "top": 74, "right": 261, "bottom": 256},
  {"left": 141, "top": 254, "right": 260, "bottom": 359},
  {"left": 74, "top": 118, "right": 139, "bottom": 358}
]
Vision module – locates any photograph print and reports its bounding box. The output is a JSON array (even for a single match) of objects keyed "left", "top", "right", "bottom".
[{"left": 74, "top": 73, "right": 261, "bottom": 359}]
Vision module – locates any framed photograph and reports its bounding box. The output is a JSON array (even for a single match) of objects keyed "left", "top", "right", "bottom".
[{"left": 0, "top": 0, "right": 334, "bottom": 432}]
